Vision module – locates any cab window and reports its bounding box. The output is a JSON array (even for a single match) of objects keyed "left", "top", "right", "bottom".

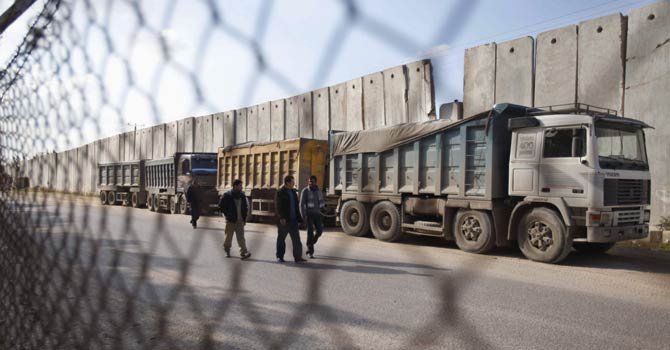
[{"left": 543, "top": 128, "right": 586, "bottom": 158}]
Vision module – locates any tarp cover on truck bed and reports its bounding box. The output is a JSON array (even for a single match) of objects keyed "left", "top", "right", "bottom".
[{"left": 332, "top": 117, "right": 474, "bottom": 156}]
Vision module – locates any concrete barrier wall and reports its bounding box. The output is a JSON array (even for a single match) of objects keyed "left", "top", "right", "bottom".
[
  {"left": 297, "top": 92, "right": 313, "bottom": 138},
  {"left": 223, "top": 111, "right": 235, "bottom": 148},
  {"left": 153, "top": 124, "right": 166, "bottom": 159},
  {"left": 329, "top": 83, "right": 347, "bottom": 131},
  {"left": 578, "top": 14, "right": 626, "bottom": 114},
  {"left": 535, "top": 25, "right": 578, "bottom": 107},
  {"left": 271, "top": 99, "right": 285, "bottom": 141},
  {"left": 313, "top": 88, "right": 330, "bottom": 140},
  {"left": 495, "top": 37, "right": 534, "bottom": 106},
  {"left": 624, "top": 0, "right": 670, "bottom": 226},
  {"left": 384, "top": 66, "right": 407, "bottom": 126},
  {"left": 363, "top": 72, "right": 384, "bottom": 129},
  {"left": 346, "top": 78, "right": 363, "bottom": 131},
  {"left": 247, "top": 105, "right": 259, "bottom": 142},
  {"left": 464, "top": 43, "right": 496, "bottom": 117},
  {"left": 407, "top": 60, "right": 435, "bottom": 123},
  {"left": 258, "top": 102, "right": 271, "bottom": 142},
  {"left": 166, "top": 122, "right": 178, "bottom": 156},
  {"left": 235, "top": 108, "right": 248, "bottom": 143}
]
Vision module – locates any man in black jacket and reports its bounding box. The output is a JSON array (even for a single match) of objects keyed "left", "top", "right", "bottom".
[
  {"left": 219, "top": 179, "right": 251, "bottom": 260},
  {"left": 275, "top": 175, "right": 306, "bottom": 263},
  {"left": 185, "top": 176, "right": 203, "bottom": 228}
]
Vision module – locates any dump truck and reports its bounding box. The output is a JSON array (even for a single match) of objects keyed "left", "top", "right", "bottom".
[
  {"left": 329, "top": 103, "right": 652, "bottom": 263},
  {"left": 217, "top": 138, "right": 337, "bottom": 222},
  {"left": 98, "top": 160, "right": 146, "bottom": 207},
  {"left": 145, "top": 152, "right": 219, "bottom": 214}
]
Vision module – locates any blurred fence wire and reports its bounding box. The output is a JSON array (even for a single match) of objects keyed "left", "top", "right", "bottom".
[{"left": 0, "top": 0, "right": 483, "bottom": 349}]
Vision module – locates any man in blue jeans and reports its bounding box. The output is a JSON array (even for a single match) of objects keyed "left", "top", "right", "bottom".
[
  {"left": 275, "top": 175, "right": 307, "bottom": 263},
  {"left": 300, "top": 175, "right": 324, "bottom": 258}
]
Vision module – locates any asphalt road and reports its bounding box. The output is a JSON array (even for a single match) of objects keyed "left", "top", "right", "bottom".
[{"left": 9, "top": 193, "right": 670, "bottom": 349}]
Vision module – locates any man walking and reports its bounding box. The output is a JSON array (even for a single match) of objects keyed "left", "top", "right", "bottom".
[
  {"left": 219, "top": 179, "right": 251, "bottom": 260},
  {"left": 185, "top": 176, "right": 202, "bottom": 228},
  {"left": 300, "top": 175, "right": 324, "bottom": 258},
  {"left": 275, "top": 175, "right": 307, "bottom": 263}
]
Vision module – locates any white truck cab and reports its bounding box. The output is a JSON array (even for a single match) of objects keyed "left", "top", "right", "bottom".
[{"left": 508, "top": 105, "right": 651, "bottom": 258}]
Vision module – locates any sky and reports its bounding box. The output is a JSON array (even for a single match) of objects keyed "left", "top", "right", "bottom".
[{"left": 0, "top": 0, "right": 661, "bottom": 154}]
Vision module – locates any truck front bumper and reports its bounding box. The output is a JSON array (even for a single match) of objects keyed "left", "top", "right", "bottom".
[{"left": 587, "top": 225, "right": 648, "bottom": 243}]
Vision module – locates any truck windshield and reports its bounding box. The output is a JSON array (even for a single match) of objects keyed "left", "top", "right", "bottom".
[
  {"left": 191, "top": 157, "right": 217, "bottom": 174},
  {"left": 596, "top": 122, "right": 648, "bottom": 170}
]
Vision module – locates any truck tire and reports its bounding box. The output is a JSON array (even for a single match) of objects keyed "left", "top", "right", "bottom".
[
  {"left": 171, "top": 195, "right": 181, "bottom": 214},
  {"left": 370, "top": 201, "right": 403, "bottom": 242},
  {"left": 107, "top": 191, "right": 117, "bottom": 205},
  {"left": 100, "top": 191, "right": 107, "bottom": 205},
  {"left": 517, "top": 207, "right": 572, "bottom": 263},
  {"left": 453, "top": 210, "right": 495, "bottom": 254},
  {"left": 340, "top": 200, "right": 370, "bottom": 237},
  {"left": 573, "top": 242, "right": 615, "bottom": 254},
  {"left": 131, "top": 192, "right": 140, "bottom": 208},
  {"left": 148, "top": 194, "right": 156, "bottom": 212}
]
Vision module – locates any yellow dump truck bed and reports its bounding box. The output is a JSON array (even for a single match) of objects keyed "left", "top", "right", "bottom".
[{"left": 217, "top": 138, "right": 329, "bottom": 193}]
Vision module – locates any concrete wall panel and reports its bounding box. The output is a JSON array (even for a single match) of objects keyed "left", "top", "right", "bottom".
[
  {"left": 142, "top": 127, "right": 153, "bottom": 160},
  {"left": 535, "top": 25, "right": 578, "bottom": 107},
  {"left": 298, "top": 92, "right": 313, "bottom": 138},
  {"left": 407, "top": 60, "right": 435, "bottom": 122},
  {"left": 184, "top": 117, "right": 194, "bottom": 152},
  {"left": 286, "top": 96, "right": 300, "bottom": 139},
  {"left": 624, "top": 0, "right": 670, "bottom": 226},
  {"left": 223, "top": 110, "right": 235, "bottom": 147},
  {"left": 194, "top": 116, "right": 205, "bottom": 152},
  {"left": 212, "top": 113, "right": 224, "bottom": 150},
  {"left": 134, "top": 129, "right": 141, "bottom": 160},
  {"left": 313, "top": 88, "right": 330, "bottom": 140},
  {"left": 363, "top": 72, "right": 385, "bottom": 129},
  {"left": 346, "top": 78, "right": 363, "bottom": 131},
  {"left": 495, "top": 37, "right": 534, "bottom": 106},
  {"left": 109, "top": 134, "right": 120, "bottom": 162},
  {"left": 258, "top": 102, "right": 271, "bottom": 142},
  {"left": 203, "top": 115, "right": 214, "bottom": 152},
  {"left": 166, "top": 121, "right": 178, "bottom": 156},
  {"left": 152, "top": 124, "right": 165, "bottom": 159},
  {"left": 384, "top": 66, "right": 408, "bottom": 126},
  {"left": 247, "top": 105, "right": 259, "bottom": 142},
  {"left": 329, "top": 83, "right": 346, "bottom": 131},
  {"left": 235, "top": 108, "right": 248, "bottom": 143},
  {"left": 463, "top": 43, "right": 496, "bottom": 117},
  {"left": 177, "top": 119, "right": 185, "bottom": 152},
  {"left": 271, "top": 99, "right": 285, "bottom": 141},
  {"left": 578, "top": 14, "right": 626, "bottom": 114}
]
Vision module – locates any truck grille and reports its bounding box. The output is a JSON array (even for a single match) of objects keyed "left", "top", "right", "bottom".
[
  {"left": 613, "top": 210, "right": 641, "bottom": 226},
  {"left": 603, "top": 179, "right": 649, "bottom": 206}
]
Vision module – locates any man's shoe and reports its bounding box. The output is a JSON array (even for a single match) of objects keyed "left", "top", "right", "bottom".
[
  {"left": 307, "top": 253, "right": 315, "bottom": 259},
  {"left": 224, "top": 249, "right": 231, "bottom": 258},
  {"left": 277, "top": 258, "right": 285, "bottom": 263},
  {"left": 192, "top": 224, "right": 197, "bottom": 229},
  {"left": 295, "top": 257, "right": 307, "bottom": 263},
  {"left": 240, "top": 252, "right": 251, "bottom": 260}
]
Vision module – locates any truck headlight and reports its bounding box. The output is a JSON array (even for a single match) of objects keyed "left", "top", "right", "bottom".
[
  {"left": 644, "top": 210, "right": 650, "bottom": 223},
  {"left": 600, "top": 212, "right": 612, "bottom": 226}
]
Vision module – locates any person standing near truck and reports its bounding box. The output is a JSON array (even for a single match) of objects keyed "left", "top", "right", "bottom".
[
  {"left": 300, "top": 175, "right": 324, "bottom": 258},
  {"left": 185, "top": 176, "right": 203, "bottom": 228},
  {"left": 219, "top": 179, "right": 251, "bottom": 260},
  {"left": 275, "top": 175, "right": 307, "bottom": 263}
]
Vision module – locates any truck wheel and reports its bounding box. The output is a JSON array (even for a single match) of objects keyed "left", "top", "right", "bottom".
[
  {"left": 171, "top": 196, "right": 181, "bottom": 214},
  {"left": 100, "top": 191, "right": 107, "bottom": 205},
  {"left": 148, "top": 194, "right": 156, "bottom": 212},
  {"left": 340, "top": 200, "right": 370, "bottom": 237},
  {"left": 107, "top": 191, "right": 117, "bottom": 205},
  {"left": 454, "top": 210, "right": 495, "bottom": 254},
  {"left": 370, "top": 201, "right": 403, "bottom": 242},
  {"left": 131, "top": 192, "right": 140, "bottom": 208},
  {"left": 573, "top": 242, "right": 615, "bottom": 254},
  {"left": 517, "top": 207, "right": 572, "bottom": 263}
]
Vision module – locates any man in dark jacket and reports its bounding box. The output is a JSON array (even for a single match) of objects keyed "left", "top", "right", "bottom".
[
  {"left": 275, "top": 175, "right": 306, "bottom": 263},
  {"left": 219, "top": 179, "right": 251, "bottom": 260},
  {"left": 300, "top": 175, "right": 325, "bottom": 258},
  {"left": 185, "top": 176, "right": 203, "bottom": 228}
]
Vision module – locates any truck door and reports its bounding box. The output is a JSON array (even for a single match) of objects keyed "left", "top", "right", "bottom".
[
  {"left": 509, "top": 129, "right": 541, "bottom": 196},
  {"left": 538, "top": 126, "right": 589, "bottom": 201}
]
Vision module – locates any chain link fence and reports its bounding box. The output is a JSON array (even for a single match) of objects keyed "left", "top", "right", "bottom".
[{"left": 0, "top": 1, "right": 492, "bottom": 349}]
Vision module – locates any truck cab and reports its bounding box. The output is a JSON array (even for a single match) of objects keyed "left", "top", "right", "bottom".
[{"left": 508, "top": 105, "right": 651, "bottom": 261}]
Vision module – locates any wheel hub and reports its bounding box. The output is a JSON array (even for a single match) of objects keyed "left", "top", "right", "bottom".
[
  {"left": 461, "top": 216, "right": 481, "bottom": 241},
  {"left": 379, "top": 213, "right": 391, "bottom": 230},
  {"left": 350, "top": 211, "right": 359, "bottom": 225},
  {"left": 527, "top": 221, "right": 554, "bottom": 251}
]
